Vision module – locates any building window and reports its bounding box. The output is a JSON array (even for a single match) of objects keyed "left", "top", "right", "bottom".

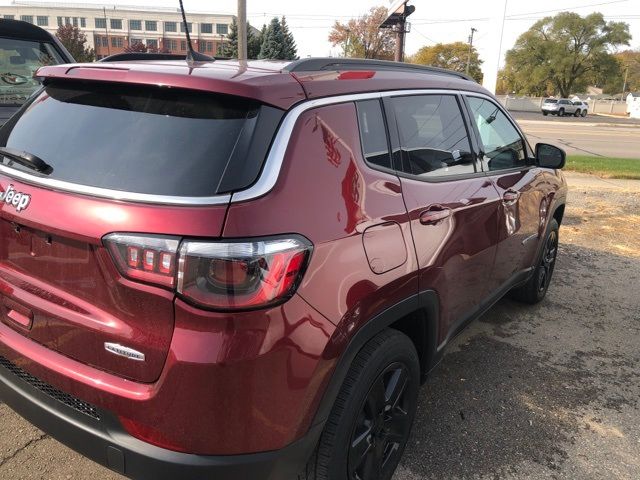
[
  {"left": 168, "top": 39, "right": 177, "bottom": 51},
  {"left": 145, "top": 20, "right": 157, "bottom": 31},
  {"left": 110, "top": 19, "right": 122, "bottom": 30},
  {"left": 36, "top": 16, "right": 48, "bottom": 26},
  {"left": 180, "top": 22, "right": 192, "bottom": 33},
  {"left": 208, "top": 41, "right": 213, "bottom": 52},
  {"left": 180, "top": 40, "right": 186, "bottom": 51},
  {"left": 95, "top": 17, "right": 106, "bottom": 29},
  {"left": 20, "top": 15, "right": 34, "bottom": 24},
  {"left": 4, "top": 15, "right": 15, "bottom": 20},
  {"left": 200, "top": 23, "right": 213, "bottom": 34},
  {"left": 65, "top": 17, "right": 70, "bottom": 25},
  {"left": 147, "top": 39, "right": 158, "bottom": 49},
  {"left": 72, "top": 17, "right": 78, "bottom": 27},
  {"left": 111, "top": 37, "right": 123, "bottom": 48},
  {"left": 102, "top": 37, "right": 108, "bottom": 47},
  {"left": 129, "top": 20, "right": 142, "bottom": 30},
  {"left": 216, "top": 24, "right": 228, "bottom": 35},
  {"left": 164, "top": 21, "right": 177, "bottom": 32},
  {"left": 80, "top": 17, "right": 86, "bottom": 28}
]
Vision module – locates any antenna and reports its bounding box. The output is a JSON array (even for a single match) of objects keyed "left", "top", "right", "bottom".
[{"left": 178, "top": 0, "right": 213, "bottom": 63}]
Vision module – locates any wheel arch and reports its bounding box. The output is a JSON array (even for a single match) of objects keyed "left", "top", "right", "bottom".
[{"left": 311, "top": 291, "right": 439, "bottom": 429}]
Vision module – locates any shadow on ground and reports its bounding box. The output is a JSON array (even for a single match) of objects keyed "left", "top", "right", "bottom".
[{"left": 396, "top": 243, "right": 640, "bottom": 479}]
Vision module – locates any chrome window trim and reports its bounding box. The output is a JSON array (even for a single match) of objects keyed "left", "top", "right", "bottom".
[
  {"left": 0, "top": 164, "right": 232, "bottom": 206},
  {"left": 0, "top": 88, "right": 491, "bottom": 206}
]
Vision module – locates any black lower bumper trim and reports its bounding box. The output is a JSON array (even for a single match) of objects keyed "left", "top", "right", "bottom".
[{"left": 0, "top": 359, "right": 321, "bottom": 480}]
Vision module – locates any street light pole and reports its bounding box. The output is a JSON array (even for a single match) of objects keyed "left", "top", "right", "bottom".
[{"left": 466, "top": 27, "right": 477, "bottom": 76}]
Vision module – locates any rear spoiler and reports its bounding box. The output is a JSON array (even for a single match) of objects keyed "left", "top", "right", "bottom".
[{"left": 32, "top": 64, "right": 305, "bottom": 110}]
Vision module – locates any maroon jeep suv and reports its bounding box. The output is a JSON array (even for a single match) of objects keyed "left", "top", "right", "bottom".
[{"left": 0, "top": 57, "right": 567, "bottom": 480}]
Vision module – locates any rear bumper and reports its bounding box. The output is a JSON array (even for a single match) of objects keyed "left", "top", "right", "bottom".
[{"left": 0, "top": 352, "right": 322, "bottom": 480}]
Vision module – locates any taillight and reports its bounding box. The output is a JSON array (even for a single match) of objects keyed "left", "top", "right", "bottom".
[
  {"left": 104, "top": 233, "right": 180, "bottom": 288},
  {"left": 177, "top": 236, "right": 312, "bottom": 310},
  {"left": 103, "top": 234, "right": 312, "bottom": 310}
]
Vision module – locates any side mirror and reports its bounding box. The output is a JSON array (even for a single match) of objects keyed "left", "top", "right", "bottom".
[{"left": 536, "top": 143, "right": 566, "bottom": 169}]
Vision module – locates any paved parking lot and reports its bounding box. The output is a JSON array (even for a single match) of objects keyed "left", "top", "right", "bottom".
[{"left": 1, "top": 172, "right": 639, "bottom": 480}]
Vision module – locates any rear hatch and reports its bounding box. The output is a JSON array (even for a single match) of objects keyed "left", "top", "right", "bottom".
[{"left": 0, "top": 77, "right": 282, "bottom": 382}]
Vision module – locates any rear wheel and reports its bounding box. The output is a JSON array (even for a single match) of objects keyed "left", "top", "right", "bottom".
[
  {"left": 300, "top": 330, "right": 420, "bottom": 480},
  {"left": 510, "top": 219, "right": 559, "bottom": 304},
  {"left": 558, "top": 108, "right": 565, "bottom": 116},
  {"left": 581, "top": 109, "right": 587, "bottom": 117},
  {"left": 542, "top": 112, "right": 548, "bottom": 116}
]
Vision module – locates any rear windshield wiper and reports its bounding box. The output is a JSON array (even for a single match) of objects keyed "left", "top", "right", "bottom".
[{"left": 0, "top": 147, "right": 53, "bottom": 174}]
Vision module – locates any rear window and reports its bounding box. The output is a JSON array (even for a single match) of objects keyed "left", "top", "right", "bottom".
[
  {"left": 544, "top": 99, "right": 558, "bottom": 104},
  {"left": 0, "top": 37, "right": 65, "bottom": 106},
  {"left": 0, "top": 81, "right": 283, "bottom": 197}
]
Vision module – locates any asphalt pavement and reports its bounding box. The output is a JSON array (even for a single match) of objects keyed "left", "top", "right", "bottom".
[{"left": 511, "top": 111, "right": 640, "bottom": 159}]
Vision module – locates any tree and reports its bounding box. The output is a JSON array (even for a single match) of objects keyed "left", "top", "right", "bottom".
[
  {"left": 328, "top": 6, "right": 394, "bottom": 59},
  {"left": 56, "top": 24, "right": 95, "bottom": 62},
  {"left": 223, "top": 17, "right": 262, "bottom": 59},
  {"left": 502, "top": 12, "right": 630, "bottom": 97},
  {"left": 611, "top": 50, "right": 640, "bottom": 94},
  {"left": 410, "top": 41, "right": 483, "bottom": 82},
  {"left": 280, "top": 16, "right": 298, "bottom": 60},
  {"left": 124, "top": 41, "right": 147, "bottom": 53},
  {"left": 259, "top": 17, "right": 298, "bottom": 60}
]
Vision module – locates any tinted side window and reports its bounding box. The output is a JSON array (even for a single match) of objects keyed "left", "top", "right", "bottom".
[
  {"left": 391, "top": 95, "right": 475, "bottom": 178},
  {"left": 356, "top": 100, "right": 391, "bottom": 169},
  {"left": 467, "top": 96, "right": 526, "bottom": 171}
]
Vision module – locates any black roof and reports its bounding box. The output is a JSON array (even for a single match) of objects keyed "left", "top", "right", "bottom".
[
  {"left": 0, "top": 18, "right": 57, "bottom": 42},
  {"left": 283, "top": 57, "right": 474, "bottom": 82}
]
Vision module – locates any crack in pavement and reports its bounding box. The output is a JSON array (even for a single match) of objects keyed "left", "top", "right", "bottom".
[{"left": 0, "top": 433, "right": 48, "bottom": 468}]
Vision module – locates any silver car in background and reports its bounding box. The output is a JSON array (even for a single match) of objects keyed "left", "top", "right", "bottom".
[{"left": 542, "top": 98, "right": 588, "bottom": 117}]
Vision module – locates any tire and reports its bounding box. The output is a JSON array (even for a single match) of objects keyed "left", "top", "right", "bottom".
[
  {"left": 574, "top": 109, "right": 580, "bottom": 117},
  {"left": 542, "top": 112, "right": 548, "bottom": 116},
  {"left": 558, "top": 108, "right": 565, "bottom": 116},
  {"left": 300, "top": 329, "right": 420, "bottom": 480},
  {"left": 509, "top": 218, "right": 559, "bottom": 304},
  {"left": 581, "top": 110, "right": 587, "bottom": 117}
]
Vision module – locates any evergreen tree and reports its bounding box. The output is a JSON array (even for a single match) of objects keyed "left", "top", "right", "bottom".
[
  {"left": 258, "top": 17, "right": 285, "bottom": 60},
  {"left": 223, "top": 18, "right": 260, "bottom": 59},
  {"left": 280, "top": 16, "right": 298, "bottom": 60},
  {"left": 247, "top": 24, "right": 262, "bottom": 59},
  {"left": 222, "top": 17, "right": 238, "bottom": 58}
]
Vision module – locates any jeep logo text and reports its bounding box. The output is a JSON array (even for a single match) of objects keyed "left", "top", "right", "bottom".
[{"left": 0, "top": 185, "right": 31, "bottom": 212}]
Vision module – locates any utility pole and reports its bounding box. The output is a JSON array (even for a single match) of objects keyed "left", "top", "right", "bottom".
[
  {"left": 237, "top": 0, "right": 247, "bottom": 61},
  {"left": 466, "top": 27, "right": 477, "bottom": 76},
  {"left": 621, "top": 65, "right": 629, "bottom": 101},
  {"left": 103, "top": 7, "right": 110, "bottom": 56},
  {"left": 394, "top": 19, "right": 406, "bottom": 62}
]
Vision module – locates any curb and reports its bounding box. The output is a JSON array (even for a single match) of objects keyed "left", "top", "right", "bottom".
[{"left": 517, "top": 119, "right": 640, "bottom": 128}]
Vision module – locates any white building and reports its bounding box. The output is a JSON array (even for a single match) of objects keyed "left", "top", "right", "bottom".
[{"left": 0, "top": 1, "right": 235, "bottom": 58}]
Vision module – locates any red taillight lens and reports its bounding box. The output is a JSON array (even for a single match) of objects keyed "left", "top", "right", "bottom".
[
  {"left": 104, "top": 234, "right": 180, "bottom": 288},
  {"left": 104, "top": 234, "right": 312, "bottom": 310},
  {"left": 177, "top": 237, "right": 312, "bottom": 310}
]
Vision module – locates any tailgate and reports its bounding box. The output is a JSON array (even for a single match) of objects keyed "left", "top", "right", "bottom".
[{"left": 0, "top": 179, "right": 228, "bottom": 383}]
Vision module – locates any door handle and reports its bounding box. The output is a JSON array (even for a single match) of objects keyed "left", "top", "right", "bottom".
[
  {"left": 502, "top": 190, "right": 520, "bottom": 205},
  {"left": 419, "top": 206, "right": 451, "bottom": 225}
]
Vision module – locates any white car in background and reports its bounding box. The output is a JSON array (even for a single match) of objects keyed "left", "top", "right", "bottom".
[{"left": 541, "top": 98, "right": 588, "bottom": 117}]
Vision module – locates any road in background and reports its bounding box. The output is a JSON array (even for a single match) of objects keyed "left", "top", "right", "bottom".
[{"left": 512, "top": 112, "right": 640, "bottom": 159}]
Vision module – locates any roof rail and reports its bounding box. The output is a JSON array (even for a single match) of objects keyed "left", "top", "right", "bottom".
[
  {"left": 283, "top": 57, "right": 473, "bottom": 82},
  {"left": 99, "top": 53, "right": 229, "bottom": 63}
]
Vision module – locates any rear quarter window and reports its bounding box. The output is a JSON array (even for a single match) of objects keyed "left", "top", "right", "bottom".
[{"left": 0, "top": 81, "right": 283, "bottom": 197}]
